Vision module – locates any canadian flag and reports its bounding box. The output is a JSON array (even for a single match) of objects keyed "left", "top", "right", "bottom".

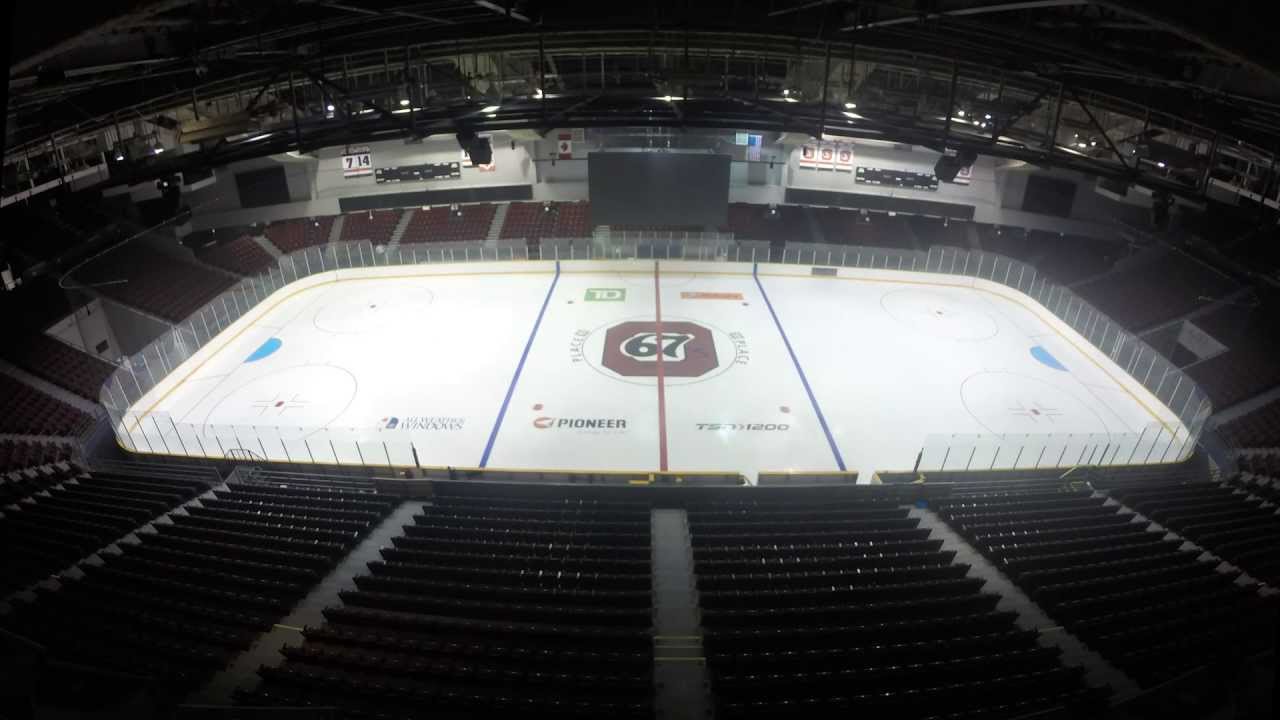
[{"left": 557, "top": 133, "right": 573, "bottom": 160}]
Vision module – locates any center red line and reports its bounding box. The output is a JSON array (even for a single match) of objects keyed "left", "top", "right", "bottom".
[{"left": 653, "top": 260, "right": 669, "bottom": 472}]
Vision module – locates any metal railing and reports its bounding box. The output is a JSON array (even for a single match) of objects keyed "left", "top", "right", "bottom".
[{"left": 99, "top": 237, "right": 1210, "bottom": 473}]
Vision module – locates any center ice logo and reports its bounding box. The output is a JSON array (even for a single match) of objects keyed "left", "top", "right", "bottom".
[
  {"left": 620, "top": 331, "right": 696, "bottom": 362},
  {"left": 602, "top": 321, "right": 718, "bottom": 377}
]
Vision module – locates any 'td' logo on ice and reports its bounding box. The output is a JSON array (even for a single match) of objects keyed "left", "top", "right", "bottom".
[
  {"left": 585, "top": 288, "right": 626, "bottom": 302},
  {"left": 602, "top": 321, "right": 718, "bottom": 377}
]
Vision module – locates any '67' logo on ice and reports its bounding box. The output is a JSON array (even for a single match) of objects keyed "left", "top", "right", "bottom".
[
  {"left": 604, "top": 321, "right": 717, "bottom": 377},
  {"left": 572, "top": 318, "right": 749, "bottom": 386}
]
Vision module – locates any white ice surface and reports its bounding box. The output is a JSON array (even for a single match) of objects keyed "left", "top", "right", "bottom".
[{"left": 118, "top": 260, "right": 1183, "bottom": 481}]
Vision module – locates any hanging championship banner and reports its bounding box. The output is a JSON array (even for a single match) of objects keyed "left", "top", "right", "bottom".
[
  {"left": 817, "top": 144, "right": 835, "bottom": 170},
  {"left": 953, "top": 164, "right": 973, "bottom": 185},
  {"left": 557, "top": 132, "right": 574, "bottom": 159},
  {"left": 799, "top": 144, "right": 818, "bottom": 168},
  {"left": 342, "top": 146, "right": 372, "bottom": 178},
  {"left": 835, "top": 144, "right": 854, "bottom": 172}
]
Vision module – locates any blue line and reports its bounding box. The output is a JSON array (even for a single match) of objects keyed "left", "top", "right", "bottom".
[
  {"left": 479, "top": 261, "right": 561, "bottom": 467},
  {"left": 753, "top": 263, "right": 847, "bottom": 471}
]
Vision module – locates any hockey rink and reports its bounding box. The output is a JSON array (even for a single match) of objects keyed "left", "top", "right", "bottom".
[{"left": 115, "top": 259, "right": 1188, "bottom": 481}]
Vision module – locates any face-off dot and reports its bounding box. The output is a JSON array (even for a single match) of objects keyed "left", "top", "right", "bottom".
[{"left": 532, "top": 403, "right": 544, "bottom": 411}]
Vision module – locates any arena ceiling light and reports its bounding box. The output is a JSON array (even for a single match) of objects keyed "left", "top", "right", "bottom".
[
  {"left": 399, "top": 98, "right": 411, "bottom": 107},
  {"left": 479, "top": 105, "right": 501, "bottom": 114},
  {"left": 326, "top": 104, "right": 336, "bottom": 112}
]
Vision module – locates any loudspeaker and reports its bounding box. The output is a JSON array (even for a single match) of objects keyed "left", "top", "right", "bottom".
[
  {"left": 935, "top": 149, "right": 977, "bottom": 183},
  {"left": 456, "top": 129, "right": 492, "bottom": 166}
]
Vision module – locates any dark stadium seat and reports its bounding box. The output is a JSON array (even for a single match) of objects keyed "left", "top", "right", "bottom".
[
  {"left": 2, "top": 333, "right": 117, "bottom": 401},
  {"left": 1094, "top": 477, "right": 1280, "bottom": 588},
  {"left": 934, "top": 481, "right": 1277, "bottom": 688},
  {"left": 0, "top": 374, "right": 93, "bottom": 437},
  {"left": 688, "top": 495, "right": 1105, "bottom": 718},
  {"left": 400, "top": 204, "right": 496, "bottom": 243},
  {"left": 195, "top": 231, "right": 276, "bottom": 276},
  {"left": 244, "top": 491, "right": 655, "bottom": 718},
  {"left": 1218, "top": 399, "right": 1280, "bottom": 449},
  {"left": 0, "top": 476, "right": 392, "bottom": 697},
  {"left": 340, "top": 209, "right": 402, "bottom": 244},
  {"left": 0, "top": 439, "right": 73, "bottom": 476},
  {"left": 1073, "top": 251, "right": 1237, "bottom": 330},
  {"left": 74, "top": 245, "right": 238, "bottom": 323},
  {"left": 265, "top": 217, "right": 334, "bottom": 254},
  {"left": 500, "top": 201, "right": 592, "bottom": 241},
  {"left": 0, "top": 468, "right": 208, "bottom": 595}
]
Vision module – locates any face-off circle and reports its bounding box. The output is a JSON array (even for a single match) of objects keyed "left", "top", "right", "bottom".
[
  {"left": 199, "top": 364, "right": 359, "bottom": 439},
  {"left": 312, "top": 284, "right": 435, "bottom": 334},
  {"left": 880, "top": 288, "right": 999, "bottom": 341},
  {"left": 960, "top": 371, "right": 1111, "bottom": 437}
]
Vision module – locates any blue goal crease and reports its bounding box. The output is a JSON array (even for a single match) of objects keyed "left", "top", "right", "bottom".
[
  {"left": 478, "top": 261, "right": 560, "bottom": 468},
  {"left": 753, "top": 263, "right": 848, "bottom": 472}
]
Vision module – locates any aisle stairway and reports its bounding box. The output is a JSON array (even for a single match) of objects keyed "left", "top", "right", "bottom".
[
  {"left": 387, "top": 209, "right": 414, "bottom": 250},
  {"left": 487, "top": 203, "right": 509, "bottom": 245}
]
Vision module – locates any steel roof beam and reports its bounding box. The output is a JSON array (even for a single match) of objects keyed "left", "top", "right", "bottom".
[{"left": 840, "top": 0, "right": 1090, "bottom": 32}]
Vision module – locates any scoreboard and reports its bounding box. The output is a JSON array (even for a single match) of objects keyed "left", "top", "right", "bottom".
[
  {"left": 374, "top": 162, "right": 462, "bottom": 184},
  {"left": 855, "top": 166, "right": 939, "bottom": 191}
]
